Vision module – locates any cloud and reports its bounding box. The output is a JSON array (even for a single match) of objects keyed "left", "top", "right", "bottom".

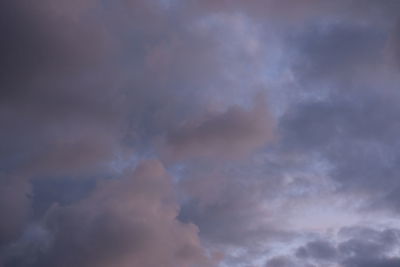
[
  {"left": 3, "top": 1, "right": 400, "bottom": 267},
  {"left": 2, "top": 160, "right": 216, "bottom": 267},
  {"left": 290, "top": 22, "right": 386, "bottom": 84},
  {"left": 163, "top": 94, "right": 274, "bottom": 160},
  {"left": 277, "top": 10, "right": 400, "bottom": 213},
  {"left": 0, "top": 175, "right": 31, "bottom": 247},
  {"left": 296, "top": 239, "right": 337, "bottom": 260},
  {"left": 265, "top": 256, "right": 296, "bottom": 267},
  {"left": 0, "top": 0, "right": 124, "bottom": 177},
  {"left": 265, "top": 226, "right": 400, "bottom": 267}
]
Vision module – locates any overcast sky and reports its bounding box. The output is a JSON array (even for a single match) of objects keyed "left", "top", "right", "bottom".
[{"left": 2, "top": 1, "right": 400, "bottom": 266}]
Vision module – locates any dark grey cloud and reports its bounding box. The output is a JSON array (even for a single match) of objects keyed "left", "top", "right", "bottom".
[
  {"left": 270, "top": 226, "right": 400, "bottom": 267},
  {"left": 343, "top": 258, "right": 400, "bottom": 267},
  {"left": 277, "top": 3, "right": 400, "bottom": 213},
  {"left": 290, "top": 22, "right": 387, "bottom": 84},
  {"left": 280, "top": 77, "right": 400, "bottom": 211},
  {"left": 296, "top": 239, "right": 337, "bottom": 260},
  {"left": 0, "top": 0, "right": 124, "bottom": 173},
  {"left": 265, "top": 256, "right": 295, "bottom": 267},
  {"left": 339, "top": 227, "right": 400, "bottom": 266}
]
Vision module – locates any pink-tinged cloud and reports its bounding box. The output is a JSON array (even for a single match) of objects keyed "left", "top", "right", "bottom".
[
  {"left": 13, "top": 160, "right": 218, "bottom": 267},
  {"left": 163, "top": 94, "right": 275, "bottom": 160}
]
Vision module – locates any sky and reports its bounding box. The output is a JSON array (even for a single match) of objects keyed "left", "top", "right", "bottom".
[{"left": 1, "top": 0, "right": 400, "bottom": 266}]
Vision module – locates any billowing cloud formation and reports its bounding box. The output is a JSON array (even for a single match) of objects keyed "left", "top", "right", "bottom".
[
  {"left": 2, "top": 160, "right": 213, "bottom": 267},
  {"left": 3, "top": 0, "right": 400, "bottom": 267}
]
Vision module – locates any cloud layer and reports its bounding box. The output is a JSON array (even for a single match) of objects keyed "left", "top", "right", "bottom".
[{"left": 2, "top": 1, "right": 400, "bottom": 267}]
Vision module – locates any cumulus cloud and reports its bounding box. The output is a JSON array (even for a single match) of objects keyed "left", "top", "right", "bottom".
[{"left": 2, "top": 160, "right": 216, "bottom": 267}]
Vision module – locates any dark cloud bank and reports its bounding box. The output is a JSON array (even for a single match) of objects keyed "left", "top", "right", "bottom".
[{"left": 2, "top": 1, "right": 400, "bottom": 266}]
